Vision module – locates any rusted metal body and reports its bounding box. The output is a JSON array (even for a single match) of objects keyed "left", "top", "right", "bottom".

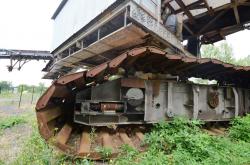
[
  {"left": 44, "top": 0, "right": 187, "bottom": 79},
  {"left": 36, "top": 0, "right": 250, "bottom": 159},
  {"left": 45, "top": 0, "right": 250, "bottom": 78},
  {"left": 36, "top": 46, "right": 250, "bottom": 158}
]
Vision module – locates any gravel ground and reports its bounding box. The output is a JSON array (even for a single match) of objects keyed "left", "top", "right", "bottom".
[
  {"left": 0, "top": 124, "right": 32, "bottom": 164},
  {"left": 0, "top": 94, "right": 108, "bottom": 165},
  {"left": 0, "top": 95, "right": 35, "bottom": 164}
]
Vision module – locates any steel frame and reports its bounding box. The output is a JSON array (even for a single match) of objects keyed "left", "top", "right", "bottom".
[{"left": 0, "top": 49, "right": 52, "bottom": 71}]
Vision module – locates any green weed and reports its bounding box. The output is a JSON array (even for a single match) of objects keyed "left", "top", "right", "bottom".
[
  {"left": 113, "top": 117, "right": 250, "bottom": 165},
  {"left": 53, "top": 154, "right": 93, "bottom": 165},
  {"left": 95, "top": 147, "right": 112, "bottom": 160},
  {"left": 229, "top": 114, "right": 250, "bottom": 142},
  {"left": 90, "top": 127, "right": 97, "bottom": 143},
  {"left": 13, "top": 120, "right": 93, "bottom": 165},
  {"left": 12, "top": 127, "right": 53, "bottom": 165},
  {"left": 0, "top": 116, "right": 26, "bottom": 130}
]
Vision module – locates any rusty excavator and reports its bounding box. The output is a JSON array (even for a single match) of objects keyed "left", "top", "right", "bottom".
[{"left": 36, "top": 0, "right": 250, "bottom": 159}]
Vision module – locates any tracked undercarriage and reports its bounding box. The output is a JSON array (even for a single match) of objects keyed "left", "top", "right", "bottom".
[
  {"left": 36, "top": 0, "right": 250, "bottom": 159},
  {"left": 36, "top": 47, "right": 250, "bottom": 159}
]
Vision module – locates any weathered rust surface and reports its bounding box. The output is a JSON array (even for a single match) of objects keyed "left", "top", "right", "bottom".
[
  {"left": 36, "top": 46, "right": 250, "bottom": 142},
  {"left": 209, "top": 128, "right": 225, "bottom": 135},
  {"left": 35, "top": 46, "right": 250, "bottom": 159},
  {"left": 86, "top": 62, "right": 108, "bottom": 78},
  {"left": 55, "top": 126, "right": 146, "bottom": 160},
  {"left": 78, "top": 130, "right": 91, "bottom": 154},
  {"left": 56, "top": 124, "right": 72, "bottom": 145},
  {"left": 135, "top": 130, "right": 144, "bottom": 141},
  {"left": 37, "top": 107, "right": 61, "bottom": 123},
  {"left": 121, "top": 78, "right": 145, "bottom": 89},
  {"left": 57, "top": 72, "right": 85, "bottom": 85},
  {"left": 36, "top": 46, "right": 250, "bottom": 111},
  {"left": 119, "top": 129, "right": 135, "bottom": 148},
  {"left": 102, "top": 132, "right": 114, "bottom": 151},
  {"left": 100, "top": 103, "right": 123, "bottom": 112}
]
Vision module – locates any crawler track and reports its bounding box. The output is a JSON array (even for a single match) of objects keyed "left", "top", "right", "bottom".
[
  {"left": 48, "top": 122, "right": 228, "bottom": 159},
  {"left": 46, "top": 122, "right": 229, "bottom": 160},
  {"left": 36, "top": 46, "right": 250, "bottom": 160},
  {"left": 53, "top": 124, "right": 148, "bottom": 159}
]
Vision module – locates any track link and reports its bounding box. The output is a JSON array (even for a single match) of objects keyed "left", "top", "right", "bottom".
[{"left": 53, "top": 125, "right": 147, "bottom": 160}]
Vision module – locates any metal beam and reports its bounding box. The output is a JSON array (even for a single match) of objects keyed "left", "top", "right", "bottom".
[
  {"left": 183, "top": 24, "right": 194, "bottom": 35},
  {"left": 175, "top": 0, "right": 205, "bottom": 13},
  {"left": 165, "top": 3, "right": 176, "bottom": 14},
  {"left": 232, "top": 0, "right": 240, "bottom": 24},
  {"left": 175, "top": 0, "right": 197, "bottom": 24},
  {"left": 202, "top": 0, "right": 214, "bottom": 16},
  {"left": 162, "top": 0, "right": 173, "bottom": 7},
  {"left": 0, "top": 49, "right": 52, "bottom": 72},
  {"left": 198, "top": 9, "right": 229, "bottom": 34},
  {"left": 241, "top": 2, "right": 250, "bottom": 6},
  {"left": 0, "top": 49, "right": 52, "bottom": 60}
]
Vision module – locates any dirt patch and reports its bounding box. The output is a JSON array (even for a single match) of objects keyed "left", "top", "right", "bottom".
[{"left": 0, "top": 124, "right": 32, "bottom": 164}]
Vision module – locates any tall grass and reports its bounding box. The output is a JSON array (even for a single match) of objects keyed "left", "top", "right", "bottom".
[
  {"left": 1, "top": 90, "right": 249, "bottom": 165},
  {"left": 13, "top": 121, "right": 92, "bottom": 165},
  {"left": 229, "top": 114, "right": 250, "bottom": 142},
  {"left": 0, "top": 116, "right": 26, "bottom": 134},
  {"left": 113, "top": 116, "right": 250, "bottom": 165}
]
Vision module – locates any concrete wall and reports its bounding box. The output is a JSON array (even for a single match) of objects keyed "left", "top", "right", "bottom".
[{"left": 134, "top": 0, "right": 161, "bottom": 18}]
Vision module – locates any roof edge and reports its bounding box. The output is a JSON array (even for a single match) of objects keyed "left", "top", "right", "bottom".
[
  {"left": 51, "top": 0, "right": 68, "bottom": 20},
  {"left": 51, "top": 0, "right": 123, "bottom": 54}
]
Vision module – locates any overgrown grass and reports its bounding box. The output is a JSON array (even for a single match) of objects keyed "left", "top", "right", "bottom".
[
  {"left": 12, "top": 126, "right": 53, "bottom": 165},
  {"left": 113, "top": 116, "right": 250, "bottom": 165},
  {"left": 13, "top": 120, "right": 92, "bottom": 165},
  {"left": 0, "top": 116, "right": 26, "bottom": 133},
  {"left": 95, "top": 147, "right": 113, "bottom": 160},
  {"left": 12, "top": 115, "right": 250, "bottom": 165},
  {"left": 229, "top": 114, "right": 250, "bottom": 142}
]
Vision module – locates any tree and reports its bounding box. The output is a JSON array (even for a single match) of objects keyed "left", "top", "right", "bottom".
[
  {"left": 235, "top": 55, "right": 250, "bottom": 66},
  {"left": 0, "top": 81, "right": 13, "bottom": 91},
  {"left": 201, "top": 42, "right": 234, "bottom": 64},
  {"left": 201, "top": 42, "right": 250, "bottom": 66},
  {"left": 37, "top": 83, "right": 45, "bottom": 93}
]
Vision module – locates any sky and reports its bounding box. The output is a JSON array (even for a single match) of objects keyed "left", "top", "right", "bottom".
[
  {"left": 0, "top": 0, "right": 61, "bottom": 86},
  {"left": 0, "top": 0, "right": 250, "bottom": 86}
]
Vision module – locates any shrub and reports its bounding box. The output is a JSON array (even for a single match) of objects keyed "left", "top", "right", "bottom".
[
  {"left": 113, "top": 117, "right": 250, "bottom": 165},
  {"left": 229, "top": 114, "right": 250, "bottom": 142}
]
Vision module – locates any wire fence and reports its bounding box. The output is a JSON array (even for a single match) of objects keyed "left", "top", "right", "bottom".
[{"left": 0, "top": 85, "right": 46, "bottom": 108}]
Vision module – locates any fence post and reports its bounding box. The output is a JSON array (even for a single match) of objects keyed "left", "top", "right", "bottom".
[
  {"left": 18, "top": 85, "right": 23, "bottom": 108},
  {"left": 40, "top": 86, "right": 44, "bottom": 96},
  {"left": 31, "top": 86, "right": 35, "bottom": 104}
]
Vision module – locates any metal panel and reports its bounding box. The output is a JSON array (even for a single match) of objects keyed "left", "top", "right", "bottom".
[
  {"left": 171, "top": 83, "right": 193, "bottom": 118},
  {"left": 51, "top": 0, "right": 116, "bottom": 51},
  {"left": 144, "top": 81, "right": 167, "bottom": 122},
  {"left": 144, "top": 81, "right": 153, "bottom": 121},
  {"left": 91, "top": 79, "right": 121, "bottom": 101},
  {"left": 151, "top": 81, "right": 168, "bottom": 121},
  {"left": 52, "top": 24, "right": 147, "bottom": 69}
]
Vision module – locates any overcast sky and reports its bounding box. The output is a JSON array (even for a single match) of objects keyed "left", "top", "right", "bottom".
[
  {"left": 0, "top": 0, "right": 250, "bottom": 86},
  {"left": 0, "top": 0, "right": 60, "bottom": 86}
]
